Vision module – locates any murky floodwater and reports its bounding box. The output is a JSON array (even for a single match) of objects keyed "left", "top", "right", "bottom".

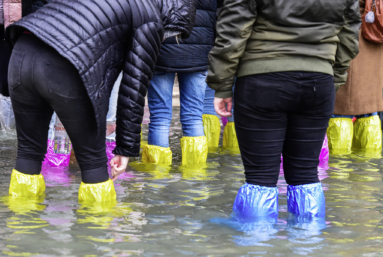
[{"left": 1, "top": 107, "right": 383, "bottom": 256}]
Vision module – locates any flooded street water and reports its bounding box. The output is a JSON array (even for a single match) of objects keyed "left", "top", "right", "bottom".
[{"left": 1, "top": 107, "right": 383, "bottom": 256}]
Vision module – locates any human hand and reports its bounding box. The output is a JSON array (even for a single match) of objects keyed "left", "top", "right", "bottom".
[
  {"left": 110, "top": 155, "right": 129, "bottom": 181},
  {"left": 214, "top": 97, "right": 233, "bottom": 117}
]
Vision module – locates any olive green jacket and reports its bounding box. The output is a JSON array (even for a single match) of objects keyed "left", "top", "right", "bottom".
[{"left": 207, "top": 0, "right": 361, "bottom": 98}]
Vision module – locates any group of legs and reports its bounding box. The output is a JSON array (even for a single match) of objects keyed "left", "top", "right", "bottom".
[{"left": 9, "top": 35, "right": 335, "bottom": 221}]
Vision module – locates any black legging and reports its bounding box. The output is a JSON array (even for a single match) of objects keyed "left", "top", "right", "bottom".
[
  {"left": 234, "top": 72, "right": 335, "bottom": 187},
  {"left": 8, "top": 33, "right": 109, "bottom": 184}
]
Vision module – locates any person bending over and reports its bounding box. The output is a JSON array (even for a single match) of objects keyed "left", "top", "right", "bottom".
[{"left": 5, "top": 0, "right": 195, "bottom": 203}]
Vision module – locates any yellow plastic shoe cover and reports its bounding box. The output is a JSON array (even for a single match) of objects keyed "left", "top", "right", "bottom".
[
  {"left": 78, "top": 179, "right": 116, "bottom": 203},
  {"left": 327, "top": 118, "right": 353, "bottom": 152},
  {"left": 142, "top": 144, "right": 172, "bottom": 165},
  {"left": 180, "top": 136, "right": 208, "bottom": 165},
  {"left": 202, "top": 114, "right": 221, "bottom": 148},
  {"left": 9, "top": 169, "right": 45, "bottom": 198},
  {"left": 223, "top": 122, "right": 239, "bottom": 148},
  {"left": 353, "top": 115, "right": 382, "bottom": 150}
]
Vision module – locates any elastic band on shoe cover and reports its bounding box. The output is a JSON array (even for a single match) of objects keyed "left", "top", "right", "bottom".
[
  {"left": 232, "top": 183, "right": 278, "bottom": 222},
  {"left": 287, "top": 182, "right": 325, "bottom": 218}
]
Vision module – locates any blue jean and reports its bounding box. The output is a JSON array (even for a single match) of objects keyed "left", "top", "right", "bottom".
[
  {"left": 203, "top": 85, "right": 235, "bottom": 122},
  {"left": 331, "top": 112, "right": 378, "bottom": 119},
  {"left": 148, "top": 72, "right": 206, "bottom": 147}
]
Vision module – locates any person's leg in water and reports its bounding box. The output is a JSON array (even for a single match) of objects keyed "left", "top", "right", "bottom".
[
  {"left": 282, "top": 73, "right": 335, "bottom": 219},
  {"left": 223, "top": 84, "right": 238, "bottom": 149},
  {"left": 352, "top": 112, "right": 382, "bottom": 151},
  {"left": 178, "top": 72, "right": 207, "bottom": 165},
  {"left": 143, "top": 72, "right": 174, "bottom": 164},
  {"left": 203, "top": 85, "right": 221, "bottom": 149},
  {"left": 8, "top": 33, "right": 115, "bottom": 202},
  {"left": 233, "top": 74, "right": 286, "bottom": 221},
  {"left": 327, "top": 114, "right": 354, "bottom": 153}
]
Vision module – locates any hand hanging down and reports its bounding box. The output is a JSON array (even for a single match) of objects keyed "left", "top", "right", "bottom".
[
  {"left": 214, "top": 97, "right": 233, "bottom": 117},
  {"left": 110, "top": 155, "right": 129, "bottom": 181}
]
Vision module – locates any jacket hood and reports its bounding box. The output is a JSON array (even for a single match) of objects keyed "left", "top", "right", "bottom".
[{"left": 153, "top": 0, "right": 196, "bottom": 39}]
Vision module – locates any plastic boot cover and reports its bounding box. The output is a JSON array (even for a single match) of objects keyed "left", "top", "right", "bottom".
[
  {"left": 287, "top": 182, "right": 325, "bottom": 218},
  {"left": 202, "top": 114, "right": 221, "bottom": 148},
  {"left": 142, "top": 144, "right": 172, "bottom": 165},
  {"left": 43, "top": 139, "right": 71, "bottom": 167},
  {"left": 353, "top": 115, "right": 382, "bottom": 150},
  {"left": 180, "top": 136, "right": 208, "bottom": 165},
  {"left": 78, "top": 179, "right": 116, "bottom": 203},
  {"left": 9, "top": 169, "right": 45, "bottom": 198},
  {"left": 319, "top": 134, "right": 329, "bottom": 162},
  {"left": 223, "top": 122, "right": 239, "bottom": 148},
  {"left": 327, "top": 118, "right": 353, "bottom": 152},
  {"left": 232, "top": 184, "right": 278, "bottom": 222}
]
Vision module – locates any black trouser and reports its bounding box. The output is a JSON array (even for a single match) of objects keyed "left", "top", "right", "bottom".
[
  {"left": 8, "top": 33, "right": 109, "bottom": 184},
  {"left": 234, "top": 72, "right": 335, "bottom": 187}
]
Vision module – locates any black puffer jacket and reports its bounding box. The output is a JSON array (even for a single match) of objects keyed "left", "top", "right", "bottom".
[
  {"left": 155, "top": 0, "right": 219, "bottom": 73},
  {"left": 22, "top": 0, "right": 52, "bottom": 16},
  {"left": 6, "top": 0, "right": 195, "bottom": 157}
]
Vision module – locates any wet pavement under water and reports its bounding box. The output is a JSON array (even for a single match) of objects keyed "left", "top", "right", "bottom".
[{"left": 1, "top": 107, "right": 383, "bottom": 256}]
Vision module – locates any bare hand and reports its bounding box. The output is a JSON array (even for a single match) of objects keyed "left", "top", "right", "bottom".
[
  {"left": 214, "top": 97, "right": 233, "bottom": 117},
  {"left": 110, "top": 155, "right": 129, "bottom": 181}
]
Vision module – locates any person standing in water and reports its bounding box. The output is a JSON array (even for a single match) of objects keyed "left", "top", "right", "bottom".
[
  {"left": 207, "top": 0, "right": 361, "bottom": 221},
  {"left": 5, "top": 0, "right": 196, "bottom": 203}
]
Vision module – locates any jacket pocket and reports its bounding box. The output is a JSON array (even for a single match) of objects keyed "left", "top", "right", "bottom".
[
  {"left": 45, "top": 62, "right": 87, "bottom": 103},
  {"left": 8, "top": 50, "right": 24, "bottom": 90}
]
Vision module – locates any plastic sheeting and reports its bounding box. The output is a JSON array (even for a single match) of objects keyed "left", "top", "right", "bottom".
[
  {"left": 320, "top": 134, "right": 329, "bottom": 162},
  {"left": 202, "top": 114, "right": 221, "bottom": 148},
  {"left": 287, "top": 182, "right": 325, "bottom": 218},
  {"left": 232, "top": 184, "right": 279, "bottom": 222},
  {"left": 9, "top": 169, "right": 45, "bottom": 198},
  {"left": 352, "top": 115, "right": 382, "bottom": 150},
  {"left": 327, "top": 118, "right": 353, "bottom": 152},
  {"left": 78, "top": 179, "right": 116, "bottom": 203},
  {"left": 180, "top": 136, "right": 208, "bottom": 165},
  {"left": 0, "top": 95, "right": 16, "bottom": 133},
  {"left": 223, "top": 122, "right": 239, "bottom": 148},
  {"left": 106, "top": 140, "right": 116, "bottom": 162},
  {"left": 43, "top": 114, "right": 72, "bottom": 167},
  {"left": 142, "top": 144, "right": 172, "bottom": 165}
]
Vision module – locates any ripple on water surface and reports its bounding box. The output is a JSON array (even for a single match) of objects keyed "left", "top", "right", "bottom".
[{"left": 1, "top": 108, "right": 383, "bottom": 256}]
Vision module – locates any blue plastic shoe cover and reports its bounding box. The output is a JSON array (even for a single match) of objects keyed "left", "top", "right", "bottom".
[
  {"left": 287, "top": 182, "right": 325, "bottom": 218},
  {"left": 232, "top": 184, "right": 278, "bottom": 222}
]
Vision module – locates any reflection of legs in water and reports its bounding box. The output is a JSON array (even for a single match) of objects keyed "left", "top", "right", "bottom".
[{"left": 8, "top": 33, "right": 115, "bottom": 203}]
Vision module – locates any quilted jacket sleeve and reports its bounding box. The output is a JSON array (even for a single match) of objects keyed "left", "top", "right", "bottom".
[
  {"left": 333, "top": 0, "right": 361, "bottom": 91},
  {"left": 113, "top": 22, "right": 164, "bottom": 157}
]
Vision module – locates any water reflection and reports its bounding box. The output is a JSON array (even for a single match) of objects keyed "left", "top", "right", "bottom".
[{"left": 2, "top": 108, "right": 383, "bottom": 255}]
